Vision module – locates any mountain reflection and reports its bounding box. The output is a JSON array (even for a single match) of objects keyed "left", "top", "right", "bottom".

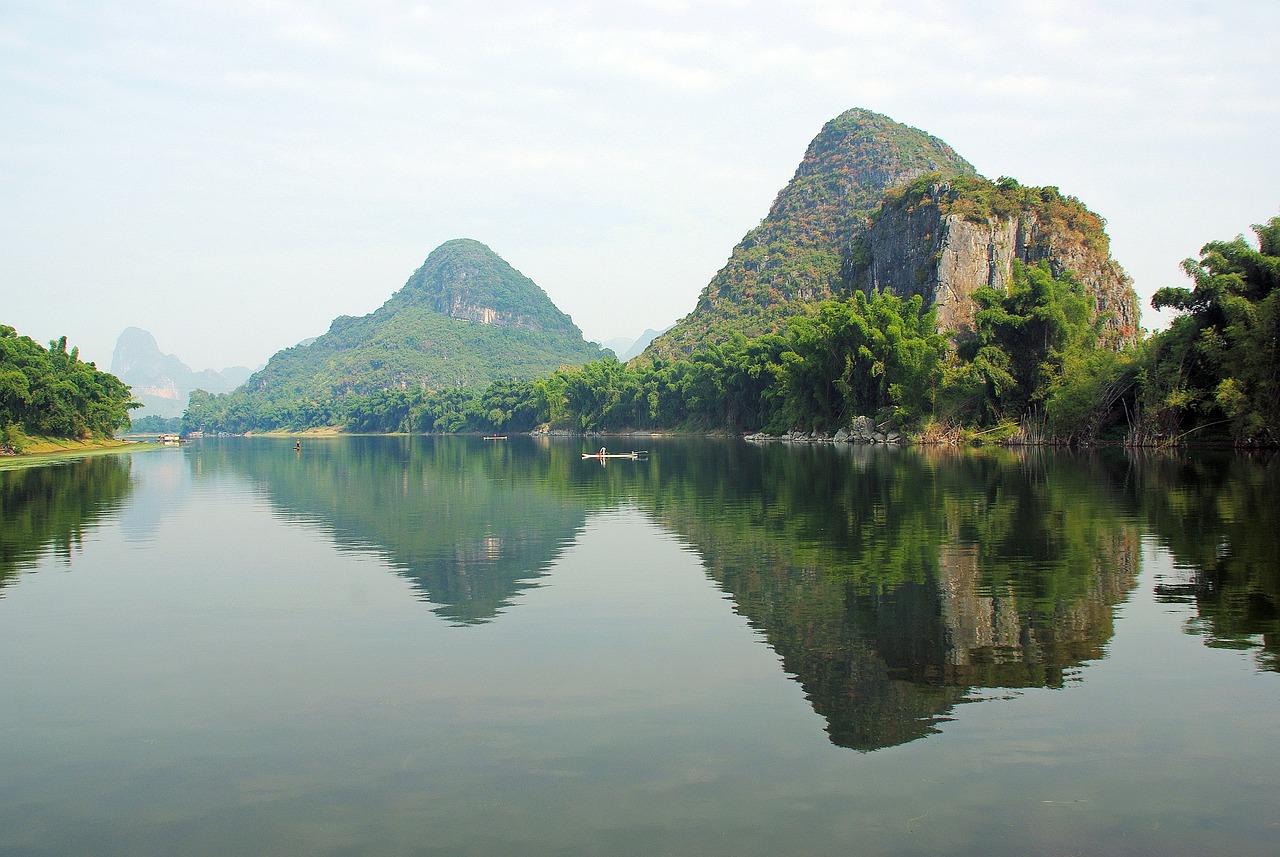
[
  {"left": 191, "top": 436, "right": 600, "bottom": 624},
  {"left": 186, "top": 436, "right": 1276, "bottom": 748},
  {"left": 0, "top": 456, "right": 134, "bottom": 589},
  {"left": 641, "top": 443, "right": 1141, "bottom": 750}
]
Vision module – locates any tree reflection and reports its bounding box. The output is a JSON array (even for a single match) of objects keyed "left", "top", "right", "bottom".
[
  {"left": 0, "top": 456, "right": 134, "bottom": 589},
  {"left": 185, "top": 435, "right": 1275, "bottom": 750},
  {"left": 1139, "top": 452, "right": 1280, "bottom": 671}
]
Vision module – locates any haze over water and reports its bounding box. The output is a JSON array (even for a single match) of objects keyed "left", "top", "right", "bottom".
[{"left": 1, "top": 437, "right": 1276, "bottom": 855}]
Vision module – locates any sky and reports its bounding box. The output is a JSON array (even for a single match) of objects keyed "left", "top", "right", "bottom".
[{"left": 3, "top": 1, "right": 1278, "bottom": 372}]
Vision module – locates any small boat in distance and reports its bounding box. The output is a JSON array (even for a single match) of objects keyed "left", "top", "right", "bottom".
[
  {"left": 581, "top": 447, "right": 649, "bottom": 460},
  {"left": 483, "top": 435, "right": 507, "bottom": 441}
]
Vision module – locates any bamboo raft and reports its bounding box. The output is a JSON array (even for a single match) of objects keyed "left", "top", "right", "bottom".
[{"left": 581, "top": 447, "right": 649, "bottom": 460}]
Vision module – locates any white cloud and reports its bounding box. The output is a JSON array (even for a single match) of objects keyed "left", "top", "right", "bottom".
[
  {"left": 278, "top": 18, "right": 349, "bottom": 47},
  {"left": 378, "top": 45, "right": 442, "bottom": 74}
]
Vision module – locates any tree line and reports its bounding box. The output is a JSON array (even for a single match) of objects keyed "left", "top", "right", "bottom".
[
  {"left": 1, "top": 327, "right": 136, "bottom": 451},
  {"left": 184, "top": 215, "right": 1280, "bottom": 447}
]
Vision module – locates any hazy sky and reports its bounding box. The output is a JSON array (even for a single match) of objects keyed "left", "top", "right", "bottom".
[{"left": 3, "top": 1, "right": 1277, "bottom": 372}]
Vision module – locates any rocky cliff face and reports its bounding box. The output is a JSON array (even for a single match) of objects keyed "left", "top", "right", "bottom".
[
  {"left": 643, "top": 108, "right": 1140, "bottom": 360},
  {"left": 856, "top": 179, "right": 1140, "bottom": 347},
  {"left": 646, "top": 108, "right": 977, "bottom": 358}
]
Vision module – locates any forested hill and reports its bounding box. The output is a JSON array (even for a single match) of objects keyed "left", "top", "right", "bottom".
[
  {"left": 232, "top": 239, "right": 603, "bottom": 402},
  {"left": 646, "top": 107, "right": 1139, "bottom": 359},
  {"left": 646, "top": 108, "right": 977, "bottom": 357}
]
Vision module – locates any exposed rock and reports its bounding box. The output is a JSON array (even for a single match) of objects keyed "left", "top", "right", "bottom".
[
  {"left": 856, "top": 179, "right": 1140, "bottom": 349},
  {"left": 642, "top": 108, "right": 1139, "bottom": 362},
  {"left": 850, "top": 415, "right": 877, "bottom": 442}
]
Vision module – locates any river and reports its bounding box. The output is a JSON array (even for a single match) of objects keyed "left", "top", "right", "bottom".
[{"left": 1, "top": 436, "right": 1276, "bottom": 855}]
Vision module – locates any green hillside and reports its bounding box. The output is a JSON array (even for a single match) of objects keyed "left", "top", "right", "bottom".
[{"left": 237, "top": 239, "right": 603, "bottom": 401}]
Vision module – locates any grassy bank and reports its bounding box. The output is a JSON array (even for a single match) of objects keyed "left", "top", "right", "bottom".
[
  {"left": 0, "top": 436, "right": 157, "bottom": 470},
  {"left": 250, "top": 426, "right": 346, "bottom": 437}
]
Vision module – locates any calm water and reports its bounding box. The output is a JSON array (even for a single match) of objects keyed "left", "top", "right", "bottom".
[{"left": 1, "top": 437, "right": 1276, "bottom": 856}]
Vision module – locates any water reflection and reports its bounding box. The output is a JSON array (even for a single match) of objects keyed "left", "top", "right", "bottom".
[
  {"left": 0, "top": 456, "right": 134, "bottom": 590},
  {"left": 177, "top": 437, "right": 1276, "bottom": 749},
  {"left": 1138, "top": 452, "right": 1280, "bottom": 671},
  {"left": 116, "top": 449, "right": 193, "bottom": 543},
  {"left": 188, "top": 436, "right": 599, "bottom": 625},
  {"left": 640, "top": 443, "right": 1141, "bottom": 749}
]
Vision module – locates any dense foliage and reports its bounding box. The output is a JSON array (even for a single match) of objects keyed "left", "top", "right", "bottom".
[
  {"left": 1139, "top": 216, "right": 1280, "bottom": 444},
  {"left": 941, "top": 261, "right": 1139, "bottom": 441},
  {"left": 244, "top": 309, "right": 602, "bottom": 399},
  {"left": 128, "top": 415, "right": 183, "bottom": 434},
  {"left": 186, "top": 270, "right": 1124, "bottom": 440},
  {"left": 1, "top": 326, "right": 136, "bottom": 448},
  {"left": 183, "top": 214, "right": 1279, "bottom": 449}
]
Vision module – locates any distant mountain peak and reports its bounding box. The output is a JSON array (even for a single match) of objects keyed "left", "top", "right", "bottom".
[
  {"left": 110, "top": 327, "right": 253, "bottom": 418},
  {"left": 387, "top": 239, "right": 583, "bottom": 338},
  {"left": 112, "top": 326, "right": 186, "bottom": 376}
]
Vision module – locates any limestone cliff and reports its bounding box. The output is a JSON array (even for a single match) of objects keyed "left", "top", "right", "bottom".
[
  {"left": 643, "top": 108, "right": 1140, "bottom": 360},
  {"left": 854, "top": 176, "right": 1140, "bottom": 347},
  {"left": 646, "top": 108, "right": 977, "bottom": 358}
]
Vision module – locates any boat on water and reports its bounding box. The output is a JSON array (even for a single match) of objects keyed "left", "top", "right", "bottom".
[
  {"left": 483, "top": 435, "right": 507, "bottom": 441},
  {"left": 581, "top": 447, "right": 649, "bottom": 460}
]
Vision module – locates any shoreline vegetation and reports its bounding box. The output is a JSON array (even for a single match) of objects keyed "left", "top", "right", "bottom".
[
  {"left": 5, "top": 211, "right": 1276, "bottom": 453},
  {"left": 182, "top": 215, "right": 1280, "bottom": 450},
  {"left": 1, "top": 325, "right": 138, "bottom": 461},
  {"left": 199, "top": 423, "right": 1272, "bottom": 452},
  {"left": 207, "top": 427, "right": 1269, "bottom": 452}
]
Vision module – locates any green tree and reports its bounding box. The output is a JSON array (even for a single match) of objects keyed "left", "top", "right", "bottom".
[
  {"left": 0, "top": 326, "right": 135, "bottom": 442},
  {"left": 780, "top": 291, "right": 944, "bottom": 432},
  {"left": 1145, "top": 216, "right": 1280, "bottom": 443},
  {"left": 942, "top": 261, "right": 1123, "bottom": 436}
]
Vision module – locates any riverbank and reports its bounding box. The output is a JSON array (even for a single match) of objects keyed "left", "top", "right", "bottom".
[
  {"left": 0, "top": 437, "right": 156, "bottom": 470},
  {"left": 249, "top": 426, "right": 346, "bottom": 437}
]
